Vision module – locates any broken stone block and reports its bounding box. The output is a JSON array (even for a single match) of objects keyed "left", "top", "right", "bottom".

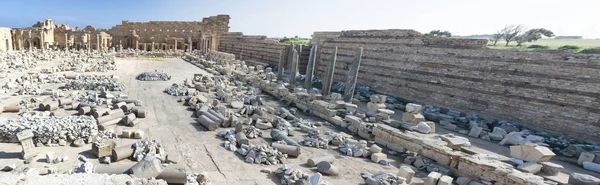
[
  {"left": 568, "top": 173, "right": 600, "bottom": 185},
  {"left": 510, "top": 143, "right": 555, "bottom": 162},
  {"left": 499, "top": 132, "right": 525, "bottom": 145},
  {"left": 134, "top": 130, "right": 145, "bottom": 139},
  {"left": 416, "top": 122, "right": 432, "bottom": 134},
  {"left": 540, "top": 162, "right": 563, "bottom": 176},
  {"left": 443, "top": 124, "right": 457, "bottom": 131},
  {"left": 468, "top": 126, "right": 482, "bottom": 138},
  {"left": 405, "top": 103, "right": 422, "bottom": 113},
  {"left": 92, "top": 140, "right": 116, "bottom": 158},
  {"left": 439, "top": 134, "right": 471, "bottom": 150},
  {"left": 397, "top": 165, "right": 415, "bottom": 184},
  {"left": 122, "top": 130, "right": 133, "bottom": 138},
  {"left": 371, "top": 153, "right": 387, "bottom": 163},
  {"left": 424, "top": 172, "right": 442, "bottom": 185},
  {"left": 456, "top": 177, "right": 472, "bottom": 185},
  {"left": 402, "top": 112, "right": 425, "bottom": 125},
  {"left": 578, "top": 152, "right": 596, "bottom": 165},
  {"left": 369, "top": 145, "right": 383, "bottom": 154},
  {"left": 583, "top": 161, "right": 600, "bottom": 173},
  {"left": 17, "top": 130, "right": 37, "bottom": 160},
  {"left": 488, "top": 133, "right": 504, "bottom": 141},
  {"left": 230, "top": 101, "right": 243, "bottom": 109},
  {"left": 46, "top": 152, "right": 56, "bottom": 164},
  {"left": 438, "top": 175, "right": 454, "bottom": 185},
  {"left": 130, "top": 155, "right": 163, "bottom": 178},
  {"left": 517, "top": 162, "right": 542, "bottom": 174}
]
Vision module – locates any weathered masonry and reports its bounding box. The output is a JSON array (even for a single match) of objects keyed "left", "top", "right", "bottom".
[
  {"left": 309, "top": 29, "right": 600, "bottom": 142},
  {"left": 108, "top": 15, "right": 230, "bottom": 51}
]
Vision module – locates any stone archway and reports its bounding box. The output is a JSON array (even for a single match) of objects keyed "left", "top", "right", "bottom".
[{"left": 32, "top": 37, "right": 41, "bottom": 49}]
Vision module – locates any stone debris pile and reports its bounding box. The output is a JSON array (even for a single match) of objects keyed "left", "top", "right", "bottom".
[
  {"left": 274, "top": 165, "right": 325, "bottom": 185},
  {"left": 164, "top": 83, "right": 190, "bottom": 96},
  {"left": 0, "top": 113, "right": 97, "bottom": 144},
  {"left": 133, "top": 140, "right": 165, "bottom": 161},
  {"left": 217, "top": 130, "right": 287, "bottom": 165},
  {"left": 361, "top": 171, "right": 406, "bottom": 185},
  {"left": 64, "top": 74, "right": 125, "bottom": 91},
  {"left": 137, "top": 71, "right": 172, "bottom": 81}
]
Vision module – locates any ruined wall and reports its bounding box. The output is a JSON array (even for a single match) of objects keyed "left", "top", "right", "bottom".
[
  {"left": 314, "top": 29, "right": 600, "bottom": 141},
  {"left": 218, "top": 32, "right": 289, "bottom": 67},
  {"left": 0, "top": 28, "right": 13, "bottom": 51},
  {"left": 109, "top": 15, "right": 230, "bottom": 49}
]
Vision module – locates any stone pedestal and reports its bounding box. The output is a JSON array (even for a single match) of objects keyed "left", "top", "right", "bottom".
[{"left": 17, "top": 130, "right": 37, "bottom": 160}]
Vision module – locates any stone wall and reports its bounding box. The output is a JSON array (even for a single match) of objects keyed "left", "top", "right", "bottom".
[
  {"left": 109, "top": 15, "right": 230, "bottom": 50},
  {"left": 313, "top": 29, "right": 600, "bottom": 141},
  {"left": 0, "top": 27, "right": 13, "bottom": 51},
  {"left": 218, "top": 32, "right": 290, "bottom": 67}
]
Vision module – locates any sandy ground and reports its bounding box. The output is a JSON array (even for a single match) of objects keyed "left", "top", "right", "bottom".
[{"left": 0, "top": 57, "right": 598, "bottom": 184}]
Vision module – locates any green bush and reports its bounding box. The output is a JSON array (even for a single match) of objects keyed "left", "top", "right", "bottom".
[
  {"left": 580, "top": 47, "right": 600, "bottom": 54},
  {"left": 527, "top": 45, "right": 549, "bottom": 49},
  {"left": 558, "top": 45, "right": 581, "bottom": 50}
]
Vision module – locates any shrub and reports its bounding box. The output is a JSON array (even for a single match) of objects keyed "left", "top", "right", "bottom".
[
  {"left": 580, "top": 47, "right": 600, "bottom": 54},
  {"left": 558, "top": 45, "right": 580, "bottom": 50},
  {"left": 527, "top": 45, "right": 549, "bottom": 49}
]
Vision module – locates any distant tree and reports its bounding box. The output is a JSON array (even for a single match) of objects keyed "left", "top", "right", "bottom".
[
  {"left": 500, "top": 25, "right": 526, "bottom": 46},
  {"left": 423, "top": 30, "right": 452, "bottom": 38},
  {"left": 294, "top": 36, "right": 299, "bottom": 39},
  {"left": 491, "top": 30, "right": 504, "bottom": 46},
  {"left": 31, "top": 21, "right": 43, "bottom": 28},
  {"left": 558, "top": 45, "right": 580, "bottom": 51},
  {"left": 516, "top": 28, "right": 555, "bottom": 47}
]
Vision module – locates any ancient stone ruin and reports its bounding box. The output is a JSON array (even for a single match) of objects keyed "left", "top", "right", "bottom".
[{"left": 0, "top": 14, "right": 599, "bottom": 185}]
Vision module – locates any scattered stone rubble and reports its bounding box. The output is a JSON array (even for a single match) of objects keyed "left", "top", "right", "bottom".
[
  {"left": 133, "top": 140, "right": 165, "bottom": 161},
  {"left": 274, "top": 165, "right": 326, "bottom": 185},
  {"left": 0, "top": 113, "right": 97, "bottom": 144},
  {"left": 64, "top": 74, "right": 125, "bottom": 91},
  {"left": 136, "top": 71, "right": 171, "bottom": 81},
  {"left": 217, "top": 130, "right": 288, "bottom": 165}
]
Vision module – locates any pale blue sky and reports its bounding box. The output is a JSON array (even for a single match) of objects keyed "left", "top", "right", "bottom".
[{"left": 0, "top": 0, "right": 598, "bottom": 38}]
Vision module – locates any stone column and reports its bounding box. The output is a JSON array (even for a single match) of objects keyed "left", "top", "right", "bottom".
[
  {"left": 304, "top": 45, "right": 317, "bottom": 90},
  {"left": 188, "top": 37, "right": 192, "bottom": 52},
  {"left": 87, "top": 34, "right": 91, "bottom": 53},
  {"left": 286, "top": 44, "right": 294, "bottom": 74},
  {"left": 289, "top": 49, "right": 299, "bottom": 86},
  {"left": 174, "top": 40, "right": 177, "bottom": 50},
  {"left": 151, "top": 42, "right": 155, "bottom": 51},
  {"left": 64, "top": 33, "right": 69, "bottom": 51},
  {"left": 295, "top": 45, "right": 302, "bottom": 76},
  {"left": 96, "top": 34, "right": 100, "bottom": 51},
  {"left": 143, "top": 43, "right": 147, "bottom": 51},
  {"left": 135, "top": 40, "right": 139, "bottom": 50},
  {"left": 119, "top": 40, "right": 122, "bottom": 51},
  {"left": 343, "top": 47, "right": 363, "bottom": 102},
  {"left": 40, "top": 31, "right": 45, "bottom": 51},
  {"left": 322, "top": 47, "right": 337, "bottom": 96},
  {"left": 277, "top": 48, "right": 285, "bottom": 82}
]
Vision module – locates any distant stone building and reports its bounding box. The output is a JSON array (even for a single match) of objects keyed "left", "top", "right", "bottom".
[
  {"left": 0, "top": 27, "right": 12, "bottom": 51},
  {"left": 108, "top": 14, "right": 230, "bottom": 51},
  {"left": 6, "top": 14, "right": 230, "bottom": 52},
  {"left": 11, "top": 18, "right": 112, "bottom": 51}
]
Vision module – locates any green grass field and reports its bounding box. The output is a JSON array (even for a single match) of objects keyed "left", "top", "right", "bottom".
[{"left": 487, "top": 38, "right": 600, "bottom": 52}]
